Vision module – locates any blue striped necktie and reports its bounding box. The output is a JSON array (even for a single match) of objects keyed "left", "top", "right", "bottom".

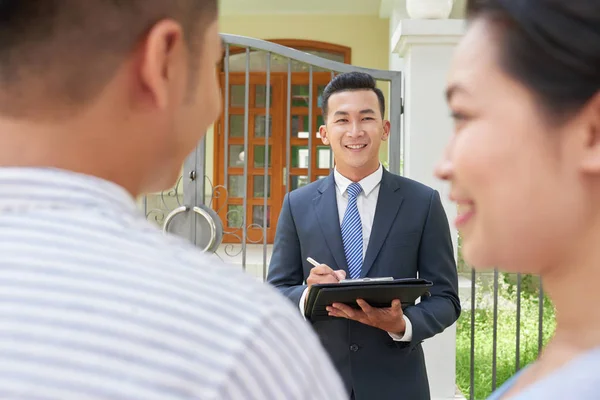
[{"left": 341, "top": 183, "right": 363, "bottom": 279}]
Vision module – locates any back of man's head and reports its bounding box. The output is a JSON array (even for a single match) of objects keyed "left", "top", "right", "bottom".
[
  {"left": 0, "top": 0, "right": 222, "bottom": 196},
  {"left": 0, "top": 0, "right": 216, "bottom": 118}
]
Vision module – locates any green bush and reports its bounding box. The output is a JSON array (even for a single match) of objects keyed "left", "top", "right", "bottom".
[{"left": 456, "top": 272, "right": 556, "bottom": 399}]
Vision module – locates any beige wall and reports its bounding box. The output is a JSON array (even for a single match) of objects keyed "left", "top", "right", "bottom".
[
  {"left": 206, "top": 14, "right": 391, "bottom": 186},
  {"left": 219, "top": 14, "right": 389, "bottom": 70}
]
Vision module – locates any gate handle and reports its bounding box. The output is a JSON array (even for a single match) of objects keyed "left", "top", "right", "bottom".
[{"left": 162, "top": 205, "right": 217, "bottom": 253}]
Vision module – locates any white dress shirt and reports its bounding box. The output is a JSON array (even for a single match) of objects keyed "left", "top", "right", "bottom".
[{"left": 299, "top": 164, "right": 412, "bottom": 342}]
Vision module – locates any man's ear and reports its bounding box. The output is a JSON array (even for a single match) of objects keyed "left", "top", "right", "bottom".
[
  {"left": 580, "top": 92, "right": 600, "bottom": 174},
  {"left": 137, "top": 19, "right": 186, "bottom": 110},
  {"left": 381, "top": 120, "right": 391, "bottom": 141},
  {"left": 319, "top": 125, "right": 330, "bottom": 145}
]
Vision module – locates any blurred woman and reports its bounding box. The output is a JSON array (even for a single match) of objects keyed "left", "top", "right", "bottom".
[{"left": 436, "top": 0, "right": 600, "bottom": 398}]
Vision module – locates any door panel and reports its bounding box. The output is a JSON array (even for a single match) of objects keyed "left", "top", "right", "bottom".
[
  {"left": 284, "top": 73, "right": 334, "bottom": 191},
  {"left": 214, "top": 72, "right": 334, "bottom": 244},
  {"left": 215, "top": 74, "right": 284, "bottom": 244}
]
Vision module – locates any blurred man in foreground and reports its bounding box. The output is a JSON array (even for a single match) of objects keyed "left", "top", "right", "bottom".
[{"left": 0, "top": 1, "right": 346, "bottom": 399}]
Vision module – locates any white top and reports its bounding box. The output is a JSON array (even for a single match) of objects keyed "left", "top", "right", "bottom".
[{"left": 0, "top": 167, "right": 347, "bottom": 400}]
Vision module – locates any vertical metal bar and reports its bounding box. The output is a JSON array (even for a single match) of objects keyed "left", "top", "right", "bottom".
[
  {"left": 224, "top": 44, "right": 230, "bottom": 190},
  {"left": 516, "top": 272, "right": 522, "bottom": 371},
  {"left": 194, "top": 137, "right": 206, "bottom": 247},
  {"left": 308, "top": 66, "right": 313, "bottom": 182},
  {"left": 538, "top": 278, "right": 544, "bottom": 354},
  {"left": 389, "top": 77, "right": 402, "bottom": 175},
  {"left": 242, "top": 47, "right": 250, "bottom": 270},
  {"left": 400, "top": 75, "right": 406, "bottom": 176},
  {"left": 183, "top": 149, "right": 197, "bottom": 244},
  {"left": 263, "top": 52, "right": 271, "bottom": 281},
  {"left": 196, "top": 138, "right": 206, "bottom": 205},
  {"left": 286, "top": 59, "right": 291, "bottom": 192},
  {"left": 329, "top": 70, "right": 335, "bottom": 172},
  {"left": 469, "top": 268, "right": 476, "bottom": 400},
  {"left": 492, "top": 268, "right": 499, "bottom": 391}
]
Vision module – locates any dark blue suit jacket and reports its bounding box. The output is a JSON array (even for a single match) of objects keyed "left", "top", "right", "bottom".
[{"left": 267, "top": 169, "right": 461, "bottom": 400}]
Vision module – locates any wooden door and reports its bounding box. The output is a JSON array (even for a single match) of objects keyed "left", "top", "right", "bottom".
[
  {"left": 285, "top": 72, "right": 334, "bottom": 191},
  {"left": 214, "top": 72, "right": 336, "bottom": 244},
  {"left": 214, "top": 73, "right": 285, "bottom": 244}
]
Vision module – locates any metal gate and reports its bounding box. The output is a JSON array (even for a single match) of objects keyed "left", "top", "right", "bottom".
[{"left": 139, "top": 33, "right": 403, "bottom": 279}]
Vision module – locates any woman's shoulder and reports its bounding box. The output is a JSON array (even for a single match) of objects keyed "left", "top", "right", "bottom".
[{"left": 489, "top": 347, "right": 600, "bottom": 399}]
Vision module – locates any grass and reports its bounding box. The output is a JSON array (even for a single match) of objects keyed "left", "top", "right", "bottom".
[{"left": 455, "top": 272, "right": 556, "bottom": 399}]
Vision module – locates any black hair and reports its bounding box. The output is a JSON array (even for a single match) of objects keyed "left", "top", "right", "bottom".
[
  {"left": 321, "top": 72, "right": 386, "bottom": 121},
  {"left": 0, "top": 0, "right": 218, "bottom": 118},
  {"left": 467, "top": 0, "right": 600, "bottom": 121}
]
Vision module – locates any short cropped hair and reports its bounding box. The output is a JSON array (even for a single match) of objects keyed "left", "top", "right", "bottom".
[
  {"left": 0, "top": 0, "right": 218, "bottom": 118},
  {"left": 320, "top": 72, "right": 386, "bottom": 122}
]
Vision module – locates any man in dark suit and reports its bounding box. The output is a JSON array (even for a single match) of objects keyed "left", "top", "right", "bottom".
[{"left": 267, "top": 72, "right": 461, "bottom": 400}]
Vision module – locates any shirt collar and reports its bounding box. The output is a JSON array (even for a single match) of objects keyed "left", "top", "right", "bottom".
[
  {"left": 334, "top": 164, "right": 383, "bottom": 197},
  {"left": 0, "top": 167, "right": 138, "bottom": 214}
]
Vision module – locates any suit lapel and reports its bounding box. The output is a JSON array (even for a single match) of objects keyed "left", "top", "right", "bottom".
[
  {"left": 313, "top": 174, "right": 348, "bottom": 273},
  {"left": 361, "top": 169, "right": 404, "bottom": 277}
]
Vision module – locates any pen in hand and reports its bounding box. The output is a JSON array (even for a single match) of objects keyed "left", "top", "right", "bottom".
[
  {"left": 306, "top": 257, "right": 321, "bottom": 268},
  {"left": 306, "top": 257, "right": 346, "bottom": 282}
]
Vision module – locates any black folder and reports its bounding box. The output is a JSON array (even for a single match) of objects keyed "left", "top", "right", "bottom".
[{"left": 304, "top": 278, "right": 433, "bottom": 322}]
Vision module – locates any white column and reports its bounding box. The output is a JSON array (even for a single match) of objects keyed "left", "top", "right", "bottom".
[{"left": 392, "top": 18, "right": 465, "bottom": 400}]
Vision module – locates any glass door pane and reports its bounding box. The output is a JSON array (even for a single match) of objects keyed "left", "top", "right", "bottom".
[{"left": 217, "top": 75, "right": 284, "bottom": 246}]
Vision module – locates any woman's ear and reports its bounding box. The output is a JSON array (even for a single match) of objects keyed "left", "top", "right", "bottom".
[{"left": 580, "top": 92, "right": 600, "bottom": 174}]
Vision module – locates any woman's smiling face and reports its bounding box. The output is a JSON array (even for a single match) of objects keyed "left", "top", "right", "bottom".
[{"left": 436, "top": 18, "right": 590, "bottom": 273}]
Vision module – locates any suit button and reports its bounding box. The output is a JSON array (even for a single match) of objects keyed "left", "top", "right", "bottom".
[{"left": 350, "top": 344, "right": 359, "bottom": 352}]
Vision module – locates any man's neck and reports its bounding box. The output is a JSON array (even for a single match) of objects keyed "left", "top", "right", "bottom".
[
  {"left": 0, "top": 120, "right": 146, "bottom": 197},
  {"left": 336, "top": 163, "right": 381, "bottom": 183}
]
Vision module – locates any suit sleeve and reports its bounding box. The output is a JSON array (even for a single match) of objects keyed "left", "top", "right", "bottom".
[
  {"left": 402, "top": 190, "right": 461, "bottom": 346},
  {"left": 266, "top": 193, "right": 307, "bottom": 308}
]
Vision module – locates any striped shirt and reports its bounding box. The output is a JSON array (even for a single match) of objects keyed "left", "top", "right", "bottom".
[{"left": 0, "top": 167, "right": 347, "bottom": 400}]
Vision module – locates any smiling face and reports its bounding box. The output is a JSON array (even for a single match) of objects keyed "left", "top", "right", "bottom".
[
  {"left": 319, "top": 89, "right": 390, "bottom": 181},
  {"left": 435, "top": 18, "right": 600, "bottom": 273}
]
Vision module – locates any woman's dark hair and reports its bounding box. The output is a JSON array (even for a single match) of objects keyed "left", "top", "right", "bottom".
[
  {"left": 467, "top": 0, "right": 600, "bottom": 120},
  {"left": 321, "top": 72, "right": 386, "bottom": 121}
]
